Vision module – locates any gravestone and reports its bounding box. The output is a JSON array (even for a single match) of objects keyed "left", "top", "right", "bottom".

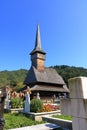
[
  {"left": 61, "top": 77, "right": 87, "bottom": 130},
  {"left": 0, "top": 87, "right": 6, "bottom": 130}
]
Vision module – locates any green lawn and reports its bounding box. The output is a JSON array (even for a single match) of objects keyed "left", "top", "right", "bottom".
[
  {"left": 52, "top": 114, "right": 72, "bottom": 121},
  {"left": 4, "top": 113, "right": 72, "bottom": 129},
  {"left": 4, "top": 113, "right": 44, "bottom": 130}
]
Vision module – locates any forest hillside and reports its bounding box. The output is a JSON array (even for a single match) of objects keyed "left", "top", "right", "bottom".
[{"left": 0, "top": 65, "right": 87, "bottom": 90}]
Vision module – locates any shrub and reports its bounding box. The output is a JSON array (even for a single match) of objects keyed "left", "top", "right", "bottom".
[
  {"left": 10, "top": 97, "right": 23, "bottom": 108},
  {"left": 30, "top": 99, "right": 43, "bottom": 113}
]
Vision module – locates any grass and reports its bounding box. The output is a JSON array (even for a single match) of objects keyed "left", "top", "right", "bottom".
[
  {"left": 52, "top": 114, "right": 72, "bottom": 121},
  {"left": 4, "top": 113, "right": 71, "bottom": 130},
  {"left": 4, "top": 113, "right": 44, "bottom": 130}
]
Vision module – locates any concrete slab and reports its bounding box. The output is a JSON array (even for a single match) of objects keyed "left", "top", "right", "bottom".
[{"left": 9, "top": 123, "right": 60, "bottom": 130}]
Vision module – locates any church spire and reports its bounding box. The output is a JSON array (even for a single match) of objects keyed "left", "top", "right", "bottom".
[
  {"left": 30, "top": 24, "right": 46, "bottom": 55},
  {"left": 34, "top": 24, "right": 41, "bottom": 50},
  {"left": 30, "top": 24, "right": 46, "bottom": 71}
]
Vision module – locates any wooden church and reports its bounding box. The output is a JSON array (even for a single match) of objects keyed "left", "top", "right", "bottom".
[{"left": 23, "top": 25, "right": 69, "bottom": 101}]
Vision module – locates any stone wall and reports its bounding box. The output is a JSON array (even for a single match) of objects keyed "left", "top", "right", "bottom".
[{"left": 42, "top": 116, "right": 72, "bottom": 130}]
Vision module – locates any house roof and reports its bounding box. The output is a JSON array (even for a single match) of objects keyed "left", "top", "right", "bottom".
[{"left": 24, "top": 66, "right": 65, "bottom": 85}]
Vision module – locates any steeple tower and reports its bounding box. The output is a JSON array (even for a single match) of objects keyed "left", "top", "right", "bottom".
[{"left": 30, "top": 24, "right": 46, "bottom": 71}]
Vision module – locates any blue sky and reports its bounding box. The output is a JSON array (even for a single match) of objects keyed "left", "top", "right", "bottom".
[{"left": 0, "top": 0, "right": 87, "bottom": 71}]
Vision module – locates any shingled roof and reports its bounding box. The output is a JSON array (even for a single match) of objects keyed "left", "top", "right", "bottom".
[
  {"left": 30, "top": 84, "right": 69, "bottom": 92},
  {"left": 24, "top": 66, "right": 65, "bottom": 85}
]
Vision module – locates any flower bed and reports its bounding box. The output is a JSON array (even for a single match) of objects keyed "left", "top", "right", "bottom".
[
  {"left": 25, "top": 110, "right": 60, "bottom": 121},
  {"left": 30, "top": 99, "right": 60, "bottom": 113},
  {"left": 42, "top": 104, "right": 60, "bottom": 112}
]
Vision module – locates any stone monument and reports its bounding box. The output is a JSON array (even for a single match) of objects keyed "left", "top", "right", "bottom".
[
  {"left": 37, "top": 92, "right": 40, "bottom": 100},
  {"left": 61, "top": 77, "right": 87, "bottom": 130},
  {"left": 5, "top": 92, "right": 10, "bottom": 110},
  {"left": 0, "top": 87, "right": 6, "bottom": 130},
  {"left": 24, "top": 86, "right": 31, "bottom": 113}
]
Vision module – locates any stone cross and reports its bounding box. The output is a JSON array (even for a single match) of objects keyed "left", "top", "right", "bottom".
[
  {"left": 61, "top": 77, "right": 87, "bottom": 130},
  {"left": 0, "top": 87, "right": 6, "bottom": 130}
]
